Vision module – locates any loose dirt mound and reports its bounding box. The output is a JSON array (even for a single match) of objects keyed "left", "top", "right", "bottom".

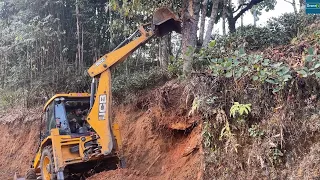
[
  {"left": 0, "top": 81, "right": 202, "bottom": 180},
  {"left": 0, "top": 108, "right": 41, "bottom": 179}
]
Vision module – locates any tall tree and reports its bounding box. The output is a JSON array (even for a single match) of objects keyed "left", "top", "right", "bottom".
[
  {"left": 221, "top": 0, "right": 229, "bottom": 36},
  {"left": 224, "top": 0, "right": 276, "bottom": 33},
  {"left": 76, "top": 0, "right": 81, "bottom": 71},
  {"left": 238, "top": 0, "right": 245, "bottom": 27},
  {"left": 181, "top": 0, "right": 201, "bottom": 75},
  {"left": 159, "top": 34, "right": 171, "bottom": 68},
  {"left": 203, "top": 0, "right": 219, "bottom": 47},
  {"left": 199, "top": 0, "right": 208, "bottom": 45},
  {"left": 299, "top": 0, "right": 306, "bottom": 13},
  {"left": 250, "top": 6, "right": 261, "bottom": 26}
]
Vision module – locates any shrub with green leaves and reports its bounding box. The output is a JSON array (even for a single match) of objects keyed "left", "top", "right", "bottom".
[
  {"left": 296, "top": 47, "right": 320, "bottom": 78},
  {"left": 112, "top": 68, "right": 169, "bottom": 101},
  {"left": 230, "top": 102, "right": 252, "bottom": 123},
  {"left": 236, "top": 25, "right": 289, "bottom": 49},
  {"left": 167, "top": 56, "right": 183, "bottom": 77},
  {"left": 267, "top": 13, "right": 317, "bottom": 40},
  {"left": 248, "top": 125, "right": 264, "bottom": 138},
  {"left": 269, "top": 147, "right": 284, "bottom": 166},
  {"left": 198, "top": 46, "right": 320, "bottom": 93},
  {"left": 196, "top": 13, "right": 317, "bottom": 62}
]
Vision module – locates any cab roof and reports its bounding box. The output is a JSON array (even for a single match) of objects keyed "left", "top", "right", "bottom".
[{"left": 43, "top": 93, "right": 90, "bottom": 111}]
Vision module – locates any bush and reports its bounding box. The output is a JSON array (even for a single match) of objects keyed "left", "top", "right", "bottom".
[
  {"left": 167, "top": 56, "right": 183, "bottom": 77},
  {"left": 0, "top": 89, "right": 25, "bottom": 108},
  {"left": 200, "top": 13, "right": 318, "bottom": 59},
  {"left": 267, "top": 13, "right": 317, "bottom": 40},
  {"left": 236, "top": 25, "right": 289, "bottom": 49},
  {"left": 196, "top": 46, "right": 320, "bottom": 94},
  {"left": 112, "top": 68, "right": 169, "bottom": 102}
]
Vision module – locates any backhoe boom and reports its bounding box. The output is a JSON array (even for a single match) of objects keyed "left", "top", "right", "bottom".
[{"left": 27, "top": 7, "right": 181, "bottom": 180}]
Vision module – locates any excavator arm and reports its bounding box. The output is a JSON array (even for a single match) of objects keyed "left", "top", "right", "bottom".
[
  {"left": 88, "top": 25, "right": 153, "bottom": 77},
  {"left": 85, "top": 8, "right": 181, "bottom": 156}
]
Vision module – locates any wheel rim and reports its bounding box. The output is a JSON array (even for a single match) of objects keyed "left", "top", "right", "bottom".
[{"left": 42, "top": 156, "right": 51, "bottom": 180}]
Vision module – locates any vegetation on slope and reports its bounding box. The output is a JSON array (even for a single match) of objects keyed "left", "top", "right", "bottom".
[
  {"left": 0, "top": 0, "right": 320, "bottom": 179},
  {"left": 186, "top": 17, "right": 320, "bottom": 179}
]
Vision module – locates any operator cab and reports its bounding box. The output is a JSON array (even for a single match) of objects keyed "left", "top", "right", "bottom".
[{"left": 43, "top": 96, "right": 91, "bottom": 138}]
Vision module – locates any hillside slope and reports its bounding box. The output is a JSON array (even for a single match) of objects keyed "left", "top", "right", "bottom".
[{"left": 0, "top": 81, "right": 203, "bottom": 180}]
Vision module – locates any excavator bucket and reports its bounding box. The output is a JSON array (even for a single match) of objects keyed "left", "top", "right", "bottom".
[{"left": 152, "top": 7, "right": 181, "bottom": 37}]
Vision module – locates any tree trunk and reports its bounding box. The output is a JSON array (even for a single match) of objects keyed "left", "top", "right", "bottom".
[
  {"left": 203, "top": 0, "right": 219, "bottom": 47},
  {"left": 227, "top": 11, "right": 236, "bottom": 33},
  {"left": 226, "top": 0, "right": 236, "bottom": 33},
  {"left": 81, "top": 24, "right": 84, "bottom": 68},
  {"left": 299, "top": 0, "right": 305, "bottom": 13},
  {"left": 253, "top": 9, "right": 257, "bottom": 26},
  {"left": 222, "top": 15, "right": 226, "bottom": 36},
  {"left": 182, "top": 0, "right": 201, "bottom": 76},
  {"left": 199, "top": 0, "right": 208, "bottom": 45},
  {"left": 222, "top": 0, "right": 227, "bottom": 36},
  {"left": 239, "top": 0, "right": 244, "bottom": 27},
  {"left": 76, "top": 0, "right": 81, "bottom": 71},
  {"left": 292, "top": 0, "right": 298, "bottom": 14},
  {"left": 240, "top": 16, "right": 243, "bottom": 27},
  {"left": 160, "top": 34, "right": 171, "bottom": 69}
]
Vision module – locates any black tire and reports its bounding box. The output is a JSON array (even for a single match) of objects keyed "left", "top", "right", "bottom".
[
  {"left": 40, "top": 146, "right": 57, "bottom": 180},
  {"left": 25, "top": 168, "right": 37, "bottom": 180}
]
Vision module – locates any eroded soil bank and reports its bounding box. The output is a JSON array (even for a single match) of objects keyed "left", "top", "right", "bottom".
[{"left": 1, "top": 81, "right": 203, "bottom": 180}]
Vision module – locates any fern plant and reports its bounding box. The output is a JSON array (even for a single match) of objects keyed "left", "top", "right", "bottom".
[{"left": 230, "top": 102, "right": 252, "bottom": 122}]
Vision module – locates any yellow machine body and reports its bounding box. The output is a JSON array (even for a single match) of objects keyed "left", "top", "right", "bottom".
[{"left": 32, "top": 93, "right": 123, "bottom": 174}]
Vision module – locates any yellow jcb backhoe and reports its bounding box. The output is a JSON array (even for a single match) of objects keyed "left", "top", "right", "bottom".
[{"left": 25, "top": 8, "right": 181, "bottom": 180}]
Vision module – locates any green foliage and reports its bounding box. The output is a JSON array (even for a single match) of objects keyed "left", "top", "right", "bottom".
[
  {"left": 269, "top": 147, "right": 284, "bottom": 166},
  {"left": 267, "top": 13, "right": 317, "bottom": 39},
  {"left": 167, "top": 56, "right": 183, "bottom": 77},
  {"left": 251, "top": 0, "right": 276, "bottom": 13},
  {"left": 112, "top": 68, "right": 169, "bottom": 101},
  {"left": 198, "top": 46, "right": 320, "bottom": 93},
  {"left": 238, "top": 25, "right": 289, "bottom": 49},
  {"left": 230, "top": 102, "right": 251, "bottom": 122},
  {"left": 250, "top": 0, "right": 277, "bottom": 23},
  {"left": 296, "top": 47, "right": 320, "bottom": 78},
  {"left": 230, "top": 102, "right": 251, "bottom": 117},
  {"left": 204, "top": 25, "right": 288, "bottom": 55},
  {"left": 202, "top": 121, "right": 214, "bottom": 149},
  {"left": 0, "top": 0, "right": 174, "bottom": 107},
  {"left": 202, "top": 13, "right": 317, "bottom": 55},
  {"left": 0, "top": 89, "right": 24, "bottom": 108},
  {"left": 248, "top": 125, "right": 264, "bottom": 138}
]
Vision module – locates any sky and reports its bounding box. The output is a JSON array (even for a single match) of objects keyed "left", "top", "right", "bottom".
[{"left": 213, "top": 0, "right": 301, "bottom": 34}]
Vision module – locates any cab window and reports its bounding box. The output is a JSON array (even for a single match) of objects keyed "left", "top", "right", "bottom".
[
  {"left": 54, "top": 102, "right": 70, "bottom": 135},
  {"left": 46, "top": 102, "right": 56, "bottom": 132}
]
